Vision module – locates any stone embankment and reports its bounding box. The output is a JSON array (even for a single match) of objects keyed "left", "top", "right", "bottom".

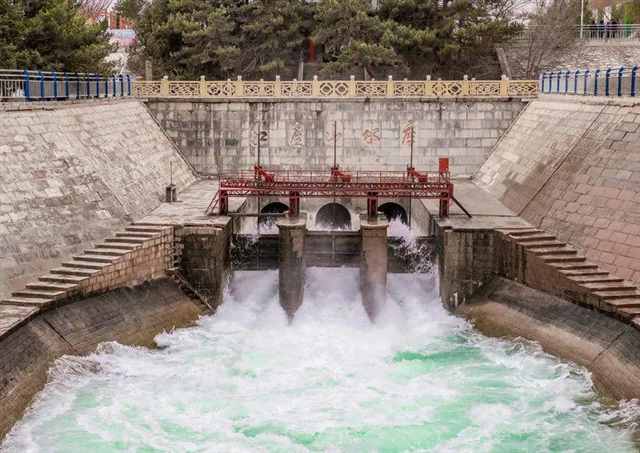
[
  {"left": 497, "top": 226, "right": 640, "bottom": 327},
  {"left": 477, "top": 95, "right": 640, "bottom": 287},
  {"left": 0, "top": 99, "right": 195, "bottom": 296},
  {"left": 498, "top": 41, "right": 640, "bottom": 78}
]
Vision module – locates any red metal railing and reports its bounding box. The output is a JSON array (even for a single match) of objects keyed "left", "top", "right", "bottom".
[{"left": 207, "top": 159, "right": 454, "bottom": 218}]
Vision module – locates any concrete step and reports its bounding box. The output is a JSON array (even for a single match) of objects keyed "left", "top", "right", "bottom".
[
  {"left": 559, "top": 269, "right": 609, "bottom": 277},
  {"left": 115, "top": 232, "right": 158, "bottom": 239},
  {"left": 508, "top": 229, "right": 543, "bottom": 236},
  {"left": 521, "top": 241, "right": 566, "bottom": 249},
  {"left": 594, "top": 290, "right": 640, "bottom": 300},
  {"left": 542, "top": 255, "right": 586, "bottom": 264},
  {"left": 530, "top": 247, "right": 577, "bottom": 256},
  {"left": 26, "top": 281, "right": 77, "bottom": 291},
  {"left": 73, "top": 254, "right": 116, "bottom": 264},
  {"left": 50, "top": 267, "right": 99, "bottom": 277},
  {"left": 105, "top": 237, "right": 147, "bottom": 244},
  {"left": 95, "top": 242, "right": 140, "bottom": 250},
  {"left": 126, "top": 225, "right": 167, "bottom": 233},
  {"left": 581, "top": 282, "right": 637, "bottom": 291},
  {"left": 550, "top": 263, "right": 599, "bottom": 270},
  {"left": 496, "top": 226, "right": 536, "bottom": 232},
  {"left": 601, "top": 298, "right": 640, "bottom": 308},
  {"left": 0, "top": 297, "right": 53, "bottom": 307},
  {"left": 514, "top": 234, "right": 557, "bottom": 243},
  {"left": 61, "top": 261, "right": 109, "bottom": 270},
  {"left": 84, "top": 248, "right": 130, "bottom": 256},
  {"left": 12, "top": 289, "right": 66, "bottom": 300},
  {"left": 616, "top": 306, "right": 640, "bottom": 319},
  {"left": 40, "top": 274, "right": 88, "bottom": 284},
  {"left": 568, "top": 275, "right": 624, "bottom": 284}
]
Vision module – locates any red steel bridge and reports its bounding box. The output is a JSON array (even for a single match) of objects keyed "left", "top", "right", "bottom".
[{"left": 207, "top": 158, "right": 464, "bottom": 219}]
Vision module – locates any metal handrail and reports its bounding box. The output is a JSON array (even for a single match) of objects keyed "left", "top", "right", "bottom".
[
  {"left": 539, "top": 65, "right": 640, "bottom": 97},
  {"left": 0, "top": 69, "right": 134, "bottom": 101},
  {"left": 512, "top": 24, "right": 640, "bottom": 41}
]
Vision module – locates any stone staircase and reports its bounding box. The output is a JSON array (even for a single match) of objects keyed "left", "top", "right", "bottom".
[
  {"left": 497, "top": 227, "right": 640, "bottom": 328},
  {"left": 0, "top": 224, "right": 172, "bottom": 336}
]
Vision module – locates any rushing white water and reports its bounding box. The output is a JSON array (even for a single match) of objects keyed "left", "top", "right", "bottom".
[{"left": 3, "top": 267, "right": 640, "bottom": 452}]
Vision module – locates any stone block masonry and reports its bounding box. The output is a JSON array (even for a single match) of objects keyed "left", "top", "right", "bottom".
[
  {"left": 0, "top": 100, "right": 196, "bottom": 296},
  {"left": 477, "top": 96, "right": 640, "bottom": 286},
  {"left": 145, "top": 98, "right": 527, "bottom": 177},
  {"left": 498, "top": 41, "right": 640, "bottom": 79}
]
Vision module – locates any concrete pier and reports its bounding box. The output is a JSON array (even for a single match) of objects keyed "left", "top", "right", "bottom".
[
  {"left": 360, "top": 220, "right": 388, "bottom": 321},
  {"left": 277, "top": 217, "right": 307, "bottom": 321}
]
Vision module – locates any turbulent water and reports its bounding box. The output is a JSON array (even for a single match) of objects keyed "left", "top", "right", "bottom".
[{"left": 3, "top": 256, "right": 640, "bottom": 451}]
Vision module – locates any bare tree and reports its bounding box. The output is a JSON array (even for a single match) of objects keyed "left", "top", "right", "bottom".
[
  {"left": 522, "top": 0, "right": 578, "bottom": 77},
  {"left": 79, "top": 0, "right": 115, "bottom": 22}
]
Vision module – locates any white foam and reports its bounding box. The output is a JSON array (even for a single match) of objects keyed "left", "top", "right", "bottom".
[{"left": 2, "top": 263, "right": 639, "bottom": 451}]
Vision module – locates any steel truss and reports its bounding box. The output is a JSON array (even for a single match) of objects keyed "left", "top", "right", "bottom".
[{"left": 208, "top": 159, "right": 455, "bottom": 218}]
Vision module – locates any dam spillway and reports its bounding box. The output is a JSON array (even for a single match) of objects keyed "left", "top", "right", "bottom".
[
  {"left": 3, "top": 268, "right": 639, "bottom": 451},
  {"left": 3, "top": 94, "right": 640, "bottom": 450}
]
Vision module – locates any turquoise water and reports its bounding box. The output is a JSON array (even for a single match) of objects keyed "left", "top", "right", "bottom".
[{"left": 2, "top": 268, "right": 639, "bottom": 452}]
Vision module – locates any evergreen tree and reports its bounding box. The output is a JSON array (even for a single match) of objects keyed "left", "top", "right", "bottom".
[
  {"left": 130, "top": 0, "right": 241, "bottom": 79},
  {"left": 378, "top": 0, "right": 520, "bottom": 78},
  {"left": 315, "top": 0, "right": 402, "bottom": 79},
  {"left": 0, "top": 0, "right": 114, "bottom": 72},
  {"left": 236, "top": 0, "right": 313, "bottom": 79}
]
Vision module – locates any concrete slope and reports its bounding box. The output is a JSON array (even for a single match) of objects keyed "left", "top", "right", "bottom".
[
  {"left": 476, "top": 95, "right": 640, "bottom": 284},
  {"left": 0, "top": 100, "right": 196, "bottom": 295},
  {"left": 459, "top": 277, "right": 640, "bottom": 400}
]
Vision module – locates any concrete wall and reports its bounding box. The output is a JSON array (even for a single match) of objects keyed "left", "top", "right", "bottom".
[
  {"left": 145, "top": 98, "right": 527, "bottom": 177},
  {"left": 499, "top": 41, "right": 640, "bottom": 78},
  {"left": 0, "top": 100, "right": 196, "bottom": 295},
  {"left": 459, "top": 277, "right": 640, "bottom": 400},
  {"left": 476, "top": 96, "right": 640, "bottom": 284},
  {"left": 0, "top": 279, "right": 204, "bottom": 440}
]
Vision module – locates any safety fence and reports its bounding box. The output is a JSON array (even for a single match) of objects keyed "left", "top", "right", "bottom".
[
  {"left": 1, "top": 70, "right": 538, "bottom": 101},
  {"left": 133, "top": 75, "right": 538, "bottom": 99},
  {"left": 540, "top": 65, "right": 640, "bottom": 97},
  {"left": 0, "top": 69, "right": 133, "bottom": 101},
  {"left": 513, "top": 24, "right": 640, "bottom": 41}
]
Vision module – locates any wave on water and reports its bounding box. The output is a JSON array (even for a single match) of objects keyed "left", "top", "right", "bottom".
[{"left": 3, "top": 235, "right": 640, "bottom": 452}]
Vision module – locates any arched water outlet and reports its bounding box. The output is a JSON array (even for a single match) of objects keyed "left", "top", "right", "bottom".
[
  {"left": 315, "top": 202, "right": 352, "bottom": 229},
  {"left": 259, "top": 202, "right": 288, "bottom": 228},
  {"left": 378, "top": 202, "right": 408, "bottom": 224}
]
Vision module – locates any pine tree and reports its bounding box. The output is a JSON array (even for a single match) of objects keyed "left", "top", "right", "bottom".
[
  {"left": 315, "top": 0, "right": 403, "bottom": 79},
  {"left": 0, "top": 0, "right": 114, "bottom": 72},
  {"left": 378, "top": 0, "right": 520, "bottom": 78},
  {"left": 236, "top": 0, "right": 313, "bottom": 79},
  {"left": 130, "top": 0, "right": 241, "bottom": 79}
]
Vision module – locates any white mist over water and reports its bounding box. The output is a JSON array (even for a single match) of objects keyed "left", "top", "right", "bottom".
[{"left": 3, "top": 267, "right": 640, "bottom": 452}]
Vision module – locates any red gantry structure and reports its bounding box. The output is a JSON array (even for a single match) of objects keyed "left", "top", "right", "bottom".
[{"left": 207, "top": 157, "right": 458, "bottom": 219}]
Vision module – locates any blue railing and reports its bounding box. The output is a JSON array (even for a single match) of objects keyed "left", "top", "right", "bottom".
[
  {"left": 540, "top": 65, "right": 639, "bottom": 97},
  {"left": 0, "top": 69, "right": 134, "bottom": 101}
]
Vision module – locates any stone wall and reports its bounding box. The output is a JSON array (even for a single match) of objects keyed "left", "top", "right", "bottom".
[
  {"left": 0, "top": 100, "right": 196, "bottom": 295},
  {"left": 145, "top": 98, "right": 527, "bottom": 177},
  {"left": 476, "top": 95, "right": 640, "bottom": 284},
  {"left": 499, "top": 41, "right": 640, "bottom": 78}
]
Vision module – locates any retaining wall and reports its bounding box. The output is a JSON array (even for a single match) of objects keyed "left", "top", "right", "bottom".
[
  {"left": 0, "top": 279, "right": 204, "bottom": 440},
  {"left": 460, "top": 277, "right": 640, "bottom": 400},
  {"left": 499, "top": 41, "right": 640, "bottom": 78},
  {"left": 476, "top": 95, "right": 640, "bottom": 284},
  {"left": 0, "top": 100, "right": 196, "bottom": 296},
  {"left": 145, "top": 98, "right": 527, "bottom": 177}
]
